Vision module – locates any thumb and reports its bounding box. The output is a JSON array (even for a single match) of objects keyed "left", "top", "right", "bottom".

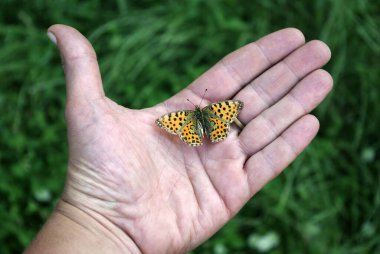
[{"left": 47, "top": 24, "right": 105, "bottom": 105}]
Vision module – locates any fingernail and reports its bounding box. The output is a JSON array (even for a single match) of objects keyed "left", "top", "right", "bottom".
[{"left": 47, "top": 31, "right": 57, "bottom": 45}]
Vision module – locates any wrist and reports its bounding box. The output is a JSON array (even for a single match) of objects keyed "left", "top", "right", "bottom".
[{"left": 25, "top": 200, "right": 141, "bottom": 254}]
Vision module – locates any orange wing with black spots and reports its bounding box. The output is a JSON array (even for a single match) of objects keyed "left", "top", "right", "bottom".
[
  {"left": 155, "top": 111, "right": 191, "bottom": 134},
  {"left": 207, "top": 117, "right": 230, "bottom": 142},
  {"left": 205, "top": 100, "right": 243, "bottom": 123},
  {"left": 179, "top": 118, "right": 203, "bottom": 146},
  {"left": 203, "top": 100, "right": 243, "bottom": 143}
]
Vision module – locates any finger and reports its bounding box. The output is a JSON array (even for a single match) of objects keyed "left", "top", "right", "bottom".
[
  {"left": 239, "top": 69, "right": 332, "bottom": 156},
  {"left": 236, "top": 40, "right": 331, "bottom": 124},
  {"left": 163, "top": 28, "right": 305, "bottom": 110},
  {"left": 48, "top": 24, "right": 105, "bottom": 104},
  {"left": 244, "top": 114, "right": 319, "bottom": 196}
]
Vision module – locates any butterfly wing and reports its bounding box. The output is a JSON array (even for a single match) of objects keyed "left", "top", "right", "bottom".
[
  {"left": 207, "top": 117, "right": 231, "bottom": 142},
  {"left": 155, "top": 110, "right": 203, "bottom": 146},
  {"left": 202, "top": 100, "right": 243, "bottom": 143},
  {"left": 155, "top": 110, "right": 192, "bottom": 134},
  {"left": 204, "top": 100, "right": 244, "bottom": 123},
  {"left": 179, "top": 118, "right": 203, "bottom": 146}
]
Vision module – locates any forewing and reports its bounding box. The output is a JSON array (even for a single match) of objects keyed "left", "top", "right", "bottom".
[
  {"left": 204, "top": 100, "right": 243, "bottom": 123},
  {"left": 155, "top": 110, "right": 191, "bottom": 134}
]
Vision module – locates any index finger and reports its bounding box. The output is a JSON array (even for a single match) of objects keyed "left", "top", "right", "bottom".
[{"left": 167, "top": 28, "right": 305, "bottom": 108}]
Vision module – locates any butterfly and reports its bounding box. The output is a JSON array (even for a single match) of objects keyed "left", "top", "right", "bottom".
[{"left": 155, "top": 99, "right": 244, "bottom": 146}]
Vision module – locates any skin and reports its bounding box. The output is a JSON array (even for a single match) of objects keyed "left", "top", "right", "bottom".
[{"left": 25, "top": 25, "right": 332, "bottom": 254}]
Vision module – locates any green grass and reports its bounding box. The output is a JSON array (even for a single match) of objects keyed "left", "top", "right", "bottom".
[{"left": 1, "top": 0, "right": 379, "bottom": 253}]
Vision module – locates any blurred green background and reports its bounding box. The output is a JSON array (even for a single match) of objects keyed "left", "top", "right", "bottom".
[{"left": 0, "top": 0, "right": 379, "bottom": 253}]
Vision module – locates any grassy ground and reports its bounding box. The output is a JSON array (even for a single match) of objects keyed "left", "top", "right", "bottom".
[{"left": 1, "top": 0, "right": 379, "bottom": 253}]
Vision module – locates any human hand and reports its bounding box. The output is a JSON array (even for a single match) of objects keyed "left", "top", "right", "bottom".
[{"left": 27, "top": 25, "right": 332, "bottom": 254}]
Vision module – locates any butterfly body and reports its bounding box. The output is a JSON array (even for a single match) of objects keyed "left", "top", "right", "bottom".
[
  {"left": 192, "top": 106, "right": 211, "bottom": 138},
  {"left": 156, "top": 100, "right": 243, "bottom": 146}
]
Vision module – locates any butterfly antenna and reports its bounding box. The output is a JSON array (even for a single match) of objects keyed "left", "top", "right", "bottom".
[
  {"left": 187, "top": 98, "right": 196, "bottom": 107},
  {"left": 199, "top": 89, "right": 208, "bottom": 106}
]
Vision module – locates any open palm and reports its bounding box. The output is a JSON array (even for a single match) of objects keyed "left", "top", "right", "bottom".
[{"left": 50, "top": 25, "right": 332, "bottom": 253}]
